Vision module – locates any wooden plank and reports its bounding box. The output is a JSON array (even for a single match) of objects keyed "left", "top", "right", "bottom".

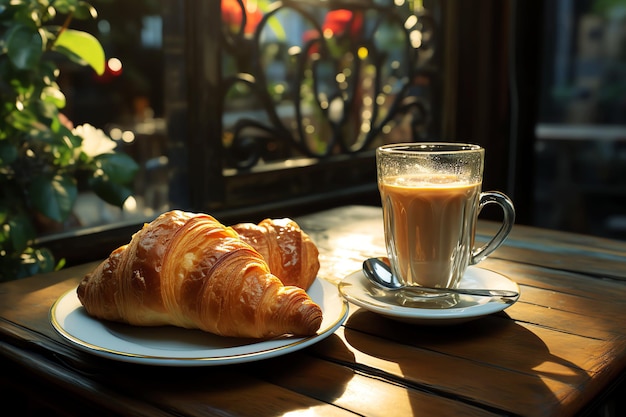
[
  {"left": 310, "top": 326, "right": 580, "bottom": 417},
  {"left": 483, "top": 221, "right": 626, "bottom": 258},
  {"left": 341, "top": 308, "right": 597, "bottom": 374},
  {"left": 1, "top": 338, "right": 357, "bottom": 417},
  {"left": 480, "top": 258, "right": 626, "bottom": 304},
  {"left": 333, "top": 301, "right": 626, "bottom": 415},
  {"left": 480, "top": 222, "right": 626, "bottom": 279},
  {"left": 246, "top": 349, "right": 501, "bottom": 417},
  {"left": 141, "top": 372, "right": 357, "bottom": 417},
  {"left": 504, "top": 295, "right": 626, "bottom": 339}
]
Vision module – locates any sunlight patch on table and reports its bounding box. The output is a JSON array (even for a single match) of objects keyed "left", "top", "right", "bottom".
[
  {"left": 280, "top": 404, "right": 351, "bottom": 417},
  {"left": 332, "top": 370, "right": 413, "bottom": 416},
  {"left": 319, "top": 233, "right": 384, "bottom": 284}
]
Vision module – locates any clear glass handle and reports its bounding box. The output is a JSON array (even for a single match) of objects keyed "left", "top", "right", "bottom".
[{"left": 470, "top": 191, "right": 515, "bottom": 265}]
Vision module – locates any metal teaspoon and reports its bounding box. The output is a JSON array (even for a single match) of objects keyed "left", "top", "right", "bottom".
[{"left": 362, "top": 257, "right": 519, "bottom": 298}]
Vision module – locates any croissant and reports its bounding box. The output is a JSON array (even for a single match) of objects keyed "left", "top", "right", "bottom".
[
  {"left": 77, "top": 210, "right": 323, "bottom": 339},
  {"left": 232, "top": 218, "right": 320, "bottom": 290}
]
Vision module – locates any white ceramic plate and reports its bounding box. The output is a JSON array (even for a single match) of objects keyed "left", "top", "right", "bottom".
[
  {"left": 338, "top": 267, "right": 519, "bottom": 326},
  {"left": 50, "top": 278, "right": 348, "bottom": 366}
]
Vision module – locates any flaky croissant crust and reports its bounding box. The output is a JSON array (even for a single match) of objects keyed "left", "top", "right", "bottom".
[
  {"left": 77, "top": 210, "right": 322, "bottom": 338},
  {"left": 233, "top": 218, "right": 320, "bottom": 290}
]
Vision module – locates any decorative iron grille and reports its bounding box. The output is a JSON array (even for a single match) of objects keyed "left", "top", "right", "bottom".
[{"left": 164, "top": 0, "right": 441, "bottom": 218}]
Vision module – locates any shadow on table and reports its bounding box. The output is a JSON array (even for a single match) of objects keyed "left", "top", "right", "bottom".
[
  {"left": 342, "top": 309, "right": 589, "bottom": 415},
  {"left": 36, "top": 333, "right": 355, "bottom": 416}
]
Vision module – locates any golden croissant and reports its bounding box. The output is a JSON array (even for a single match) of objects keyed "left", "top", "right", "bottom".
[
  {"left": 232, "top": 218, "right": 319, "bottom": 290},
  {"left": 77, "top": 210, "right": 323, "bottom": 339}
]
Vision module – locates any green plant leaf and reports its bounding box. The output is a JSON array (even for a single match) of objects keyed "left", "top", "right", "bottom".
[
  {"left": 96, "top": 152, "right": 139, "bottom": 184},
  {"left": 55, "top": 29, "right": 105, "bottom": 75},
  {"left": 7, "top": 106, "right": 37, "bottom": 131},
  {"left": 74, "top": 2, "right": 99, "bottom": 20},
  {"left": 14, "top": 247, "right": 56, "bottom": 279},
  {"left": 52, "top": 1, "right": 72, "bottom": 15},
  {"left": 29, "top": 175, "right": 77, "bottom": 222},
  {"left": 8, "top": 213, "right": 36, "bottom": 253},
  {"left": 36, "top": 96, "right": 64, "bottom": 120},
  {"left": 41, "top": 85, "right": 67, "bottom": 109},
  {"left": 90, "top": 177, "right": 133, "bottom": 207},
  {"left": 6, "top": 24, "right": 44, "bottom": 70},
  {"left": 33, "top": 247, "right": 57, "bottom": 274}
]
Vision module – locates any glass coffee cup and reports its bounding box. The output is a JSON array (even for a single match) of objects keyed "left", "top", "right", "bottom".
[{"left": 376, "top": 142, "right": 515, "bottom": 302}]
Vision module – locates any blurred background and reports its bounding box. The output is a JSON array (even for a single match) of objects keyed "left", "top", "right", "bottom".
[{"left": 52, "top": 0, "right": 626, "bottom": 246}]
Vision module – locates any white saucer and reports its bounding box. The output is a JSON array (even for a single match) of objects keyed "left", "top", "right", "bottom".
[
  {"left": 50, "top": 278, "right": 348, "bottom": 366},
  {"left": 338, "top": 267, "right": 519, "bottom": 326}
]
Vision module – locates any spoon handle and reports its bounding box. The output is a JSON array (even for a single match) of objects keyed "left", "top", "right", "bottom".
[{"left": 402, "top": 286, "right": 518, "bottom": 298}]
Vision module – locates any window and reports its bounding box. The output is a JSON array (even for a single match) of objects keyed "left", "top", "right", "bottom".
[
  {"left": 43, "top": 0, "right": 442, "bottom": 264},
  {"left": 165, "top": 0, "right": 440, "bottom": 217},
  {"left": 534, "top": 0, "right": 626, "bottom": 239}
]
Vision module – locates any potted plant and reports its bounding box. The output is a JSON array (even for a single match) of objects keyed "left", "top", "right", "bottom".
[{"left": 0, "top": 0, "right": 138, "bottom": 281}]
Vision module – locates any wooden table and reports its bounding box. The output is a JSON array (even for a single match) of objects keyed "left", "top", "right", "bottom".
[{"left": 1, "top": 205, "right": 625, "bottom": 416}]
